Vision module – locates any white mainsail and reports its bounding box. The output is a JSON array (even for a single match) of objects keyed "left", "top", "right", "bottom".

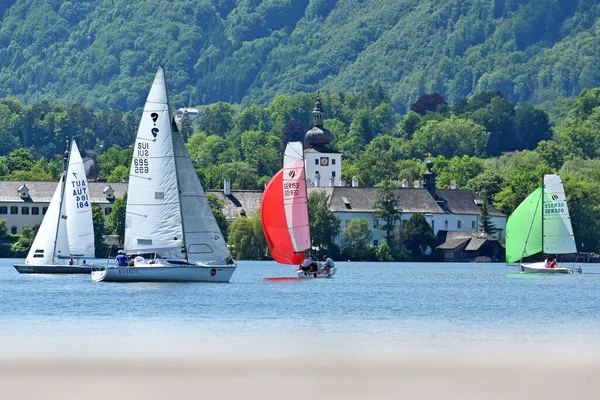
[
  {"left": 25, "top": 176, "right": 67, "bottom": 264},
  {"left": 542, "top": 174, "right": 577, "bottom": 255},
  {"left": 63, "top": 140, "right": 95, "bottom": 258},
  {"left": 171, "top": 120, "right": 232, "bottom": 265},
  {"left": 124, "top": 67, "right": 184, "bottom": 254},
  {"left": 283, "top": 141, "right": 310, "bottom": 253}
]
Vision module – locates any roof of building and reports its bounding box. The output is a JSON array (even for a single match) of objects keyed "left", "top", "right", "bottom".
[
  {"left": 206, "top": 190, "right": 263, "bottom": 221},
  {"left": 435, "top": 189, "right": 504, "bottom": 216},
  {"left": 0, "top": 181, "right": 128, "bottom": 204},
  {"left": 436, "top": 231, "right": 501, "bottom": 251},
  {"left": 320, "top": 187, "right": 505, "bottom": 217}
]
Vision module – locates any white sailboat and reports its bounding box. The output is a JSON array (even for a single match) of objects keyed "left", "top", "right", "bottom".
[
  {"left": 92, "top": 67, "right": 236, "bottom": 282},
  {"left": 505, "top": 174, "right": 581, "bottom": 274},
  {"left": 14, "top": 139, "right": 95, "bottom": 274}
]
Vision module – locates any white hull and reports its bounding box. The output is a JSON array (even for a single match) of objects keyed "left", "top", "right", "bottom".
[
  {"left": 92, "top": 263, "right": 236, "bottom": 282},
  {"left": 520, "top": 262, "right": 579, "bottom": 274},
  {"left": 296, "top": 267, "right": 337, "bottom": 279}
]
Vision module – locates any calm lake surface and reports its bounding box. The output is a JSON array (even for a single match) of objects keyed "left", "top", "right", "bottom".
[{"left": 2, "top": 259, "right": 600, "bottom": 355}]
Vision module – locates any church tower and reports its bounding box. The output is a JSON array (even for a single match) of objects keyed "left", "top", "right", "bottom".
[{"left": 303, "top": 92, "right": 343, "bottom": 187}]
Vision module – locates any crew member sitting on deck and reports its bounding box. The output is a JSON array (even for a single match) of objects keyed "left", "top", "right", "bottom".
[
  {"left": 299, "top": 257, "right": 313, "bottom": 274},
  {"left": 322, "top": 255, "right": 335, "bottom": 274},
  {"left": 115, "top": 250, "right": 129, "bottom": 267},
  {"left": 134, "top": 251, "right": 145, "bottom": 264},
  {"left": 548, "top": 258, "right": 557, "bottom": 269}
]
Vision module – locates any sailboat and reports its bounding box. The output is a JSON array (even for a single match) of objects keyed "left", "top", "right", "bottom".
[
  {"left": 261, "top": 141, "right": 336, "bottom": 279},
  {"left": 92, "top": 67, "right": 235, "bottom": 282},
  {"left": 13, "top": 139, "right": 95, "bottom": 274},
  {"left": 505, "top": 174, "right": 581, "bottom": 274}
]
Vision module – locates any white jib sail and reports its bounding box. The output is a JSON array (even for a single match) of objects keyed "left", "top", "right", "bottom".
[
  {"left": 124, "top": 67, "right": 184, "bottom": 253},
  {"left": 25, "top": 175, "right": 67, "bottom": 264},
  {"left": 63, "top": 139, "right": 95, "bottom": 258},
  {"left": 171, "top": 120, "right": 232, "bottom": 265},
  {"left": 542, "top": 174, "right": 578, "bottom": 254},
  {"left": 283, "top": 141, "right": 311, "bottom": 253}
]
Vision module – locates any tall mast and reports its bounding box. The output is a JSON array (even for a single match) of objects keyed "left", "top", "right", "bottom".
[
  {"left": 541, "top": 174, "right": 545, "bottom": 255},
  {"left": 163, "top": 67, "right": 189, "bottom": 262},
  {"left": 51, "top": 138, "right": 71, "bottom": 264}
]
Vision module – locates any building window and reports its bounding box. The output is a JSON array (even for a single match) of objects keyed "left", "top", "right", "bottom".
[
  {"left": 10, "top": 206, "right": 18, "bottom": 215},
  {"left": 373, "top": 240, "right": 378, "bottom": 246},
  {"left": 104, "top": 207, "right": 112, "bottom": 215},
  {"left": 431, "top": 220, "right": 435, "bottom": 230},
  {"left": 43, "top": 207, "right": 48, "bottom": 215},
  {"left": 0, "top": 206, "right": 6, "bottom": 214},
  {"left": 457, "top": 220, "right": 461, "bottom": 229},
  {"left": 32, "top": 207, "right": 39, "bottom": 215},
  {"left": 332, "top": 159, "right": 336, "bottom": 165},
  {"left": 11, "top": 226, "right": 17, "bottom": 234},
  {"left": 472, "top": 221, "right": 476, "bottom": 230},
  {"left": 345, "top": 219, "right": 350, "bottom": 226},
  {"left": 444, "top": 220, "right": 448, "bottom": 229},
  {"left": 373, "top": 218, "right": 379, "bottom": 229},
  {"left": 21, "top": 207, "right": 29, "bottom": 215},
  {"left": 315, "top": 159, "right": 319, "bottom": 165}
]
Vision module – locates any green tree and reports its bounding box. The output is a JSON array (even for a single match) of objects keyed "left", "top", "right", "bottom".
[
  {"left": 341, "top": 219, "right": 373, "bottom": 260},
  {"left": 227, "top": 212, "right": 266, "bottom": 260},
  {"left": 478, "top": 195, "right": 499, "bottom": 235},
  {"left": 398, "top": 214, "right": 436, "bottom": 259},
  {"left": 11, "top": 225, "right": 36, "bottom": 257},
  {"left": 373, "top": 181, "right": 402, "bottom": 246},
  {"left": 92, "top": 204, "right": 108, "bottom": 257},
  {"left": 308, "top": 190, "right": 341, "bottom": 255},
  {"left": 198, "top": 102, "right": 235, "bottom": 137},
  {"left": 107, "top": 193, "right": 127, "bottom": 243}
]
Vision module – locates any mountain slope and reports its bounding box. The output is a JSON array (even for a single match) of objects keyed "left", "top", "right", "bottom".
[{"left": 0, "top": 0, "right": 599, "bottom": 112}]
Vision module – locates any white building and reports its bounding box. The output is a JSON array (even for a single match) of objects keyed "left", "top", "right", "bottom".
[
  {"left": 0, "top": 181, "right": 127, "bottom": 234},
  {"left": 302, "top": 93, "right": 344, "bottom": 187},
  {"left": 173, "top": 107, "right": 200, "bottom": 123}
]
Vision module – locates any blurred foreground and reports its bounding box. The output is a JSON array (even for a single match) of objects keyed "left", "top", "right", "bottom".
[{"left": 2, "top": 342, "right": 599, "bottom": 399}]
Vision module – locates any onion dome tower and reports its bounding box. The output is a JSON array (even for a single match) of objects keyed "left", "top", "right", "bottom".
[
  {"left": 423, "top": 156, "right": 437, "bottom": 195},
  {"left": 304, "top": 91, "right": 333, "bottom": 151}
]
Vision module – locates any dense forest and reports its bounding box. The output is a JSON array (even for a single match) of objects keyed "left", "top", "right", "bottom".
[{"left": 1, "top": 0, "right": 600, "bottom": 113}]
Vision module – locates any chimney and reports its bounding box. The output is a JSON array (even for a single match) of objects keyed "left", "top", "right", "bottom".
[
  {"left": 224, "top": 177, "right": 231, "bottom": 195},
  {"left": 352, "top": 176, "right": 359, "bottom": 187},
  {"left": 329, "top": 176, "right": 334, "bottom": 187},
  {"left": 315, "top": 172, "right": 321, "bottom": 187},
  {"left": 402, "top": 179, "right": 408, "bottom": 188},
  {"left": 450, "top": 180, "right": 456, "bottom": 190},
  {"left": 338, "top": 177, "right": 345, "bottom": 187},
  {"left": 413, "top": 180, "right": 420, "bottom": 188}
]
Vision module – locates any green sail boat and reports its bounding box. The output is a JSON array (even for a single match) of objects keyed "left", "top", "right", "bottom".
[{"left": 505, "top": 174, "right": 580, "bottom": 274}]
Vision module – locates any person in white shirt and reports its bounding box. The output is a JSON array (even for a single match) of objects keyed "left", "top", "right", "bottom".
[
  {"left": 322, "top": 255, "right": 335, "bottom": 274},
  {"left": 134, "top": 251, "right": 145, "bottom": 265}
]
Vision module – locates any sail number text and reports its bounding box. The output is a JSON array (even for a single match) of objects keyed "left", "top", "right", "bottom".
[
  {"left": 284, "top": 182, "right": 300, "bottom": 197},
  {"left": 133, "top": 158, "right": 149, "bottom": 174},
  {"left": 544, "top": 202, "right": 565, "bottom": 214},
  {"left": 70, "top": 180, "right": 89, "bottom": 209}
]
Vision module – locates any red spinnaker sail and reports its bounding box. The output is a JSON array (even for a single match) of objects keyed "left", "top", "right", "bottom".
[{"left": 261, "top": 169, "right": 305, "bottom": 265}]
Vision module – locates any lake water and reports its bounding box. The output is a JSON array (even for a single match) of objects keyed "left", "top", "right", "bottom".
[{"left": 2, "top": 259, "right": 599, "bottom": 356}]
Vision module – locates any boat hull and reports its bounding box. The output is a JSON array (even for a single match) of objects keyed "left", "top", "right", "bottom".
[
  {"left": 520, "top": 262, "right": 578, "bottom": 274},
  {"left": 13, "top": 264, "right": 92, "bottom": 274},
  {"left": 92, "top": 264, "right": 236, "bottom": 282},
  {"left": 296, "top": 267, "right": 337, "bottom": 279}
]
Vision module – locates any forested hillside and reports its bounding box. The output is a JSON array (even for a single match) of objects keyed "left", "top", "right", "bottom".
[{"left": 1, "top": 0, "right": 599, "bottom": 113}]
